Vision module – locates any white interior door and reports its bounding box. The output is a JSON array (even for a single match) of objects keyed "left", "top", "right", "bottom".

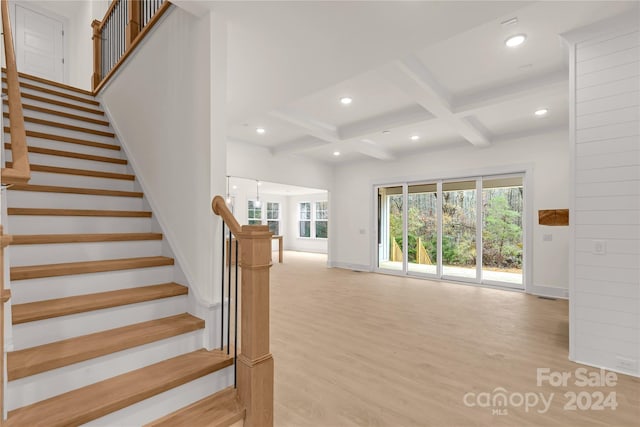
[{"left": 14, "top": 4, "right": 64, "bottom": 82}]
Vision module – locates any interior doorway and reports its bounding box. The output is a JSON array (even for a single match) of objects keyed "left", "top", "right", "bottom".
[{"left": 13, "top": 4, "right": 64, "bottom": 82}]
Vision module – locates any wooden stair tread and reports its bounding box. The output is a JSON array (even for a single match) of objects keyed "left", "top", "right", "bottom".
[
  {"left": 7, "top": 102, "right": 110, "bottom": 126},
  {"left": 8, "top": 208, "right": 151, "bottom": 217},
  {"left": 8, "top": 183, "right": 143, "bottom": 198},
  {"left": 12, "top": 233, "right": 162, "bottom": 245},
  {"left": 10, "top": 256, "right": 173, "bottom": 281},
  {"left": 5, "top": 349, "right": 233, "bottom": 427},
  {"left": 146, "top": 387, "right": 245, "bottom": 427},
  {"left": 8, "top": 311, "right": 200, "bottom": 380},
  {"left": 5, "top": 128, "right": 120, "bottom": 151},
  {"left": 4, "top": 143, "right": 126, "bottom": 164},
  {"left": 2, "top": 77, "right": 99, "bottom": 105},
  {"left": 2, "top": 68, "right": 94, "bottom": 96},
  {"left": 12, "top": 282, "right": 188, "bottom": 325},
  {"left": 2, "top": 89, "right": 103, "bottom": 115},
  {"left": 6, "top": 162, "right": 135, "bottom": 180},
  {"left": 5, "top": 113, "right": 115, "bottom": 137}
]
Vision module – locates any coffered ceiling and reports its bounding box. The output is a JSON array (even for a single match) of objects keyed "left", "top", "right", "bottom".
[{"left": 192, "top": 1, "right": 638, "bottom": 163}]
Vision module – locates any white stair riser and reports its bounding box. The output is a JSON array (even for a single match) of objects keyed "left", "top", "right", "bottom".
[
  {"left": 7, "top": 191, "right": 143, "bottom": 211},
  {"left": 3, "top": 105, "right": 112, "bottom": 133},
  {"left": 11, "top": 97, "right": 105, "bottom": 120},
  {"left": 6, "top": 75, "right": 96, "bottom": 101},
  {"left": 7, "top": 330, "right": 204, "bottom": 411},
  {"left": 7, "top": 134, "right": 123, "bottom": 158},
  {"left": 3, "top": 85, "right": 101, "bottom": 111},
  {"left": 81, "top": 367, "right": 233, "bottom": 427},
  {"left": 5, "top": 151, "right": 128, "bottom": 174},
  {"left": 10, "top": 240, "right": 162, "bottom": 267},
  {"left": 9, "top": 121, "right": 118, "bottom": 146},
  {"left": 13, "top": 296, "right": 188, "bottom": 349},
  {"left": 27, "top": 171, "right": 136, "bottom": 192},
  {"left": 7, "top": 215, "right": 152, "bottom": 234},
  {"left": 10, "top": 266, "right": 175, "bottom": 303}
]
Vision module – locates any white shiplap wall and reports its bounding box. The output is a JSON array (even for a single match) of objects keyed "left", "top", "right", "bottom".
[{"left": 568, "top": 15, "right": 640, "bottom": 377}]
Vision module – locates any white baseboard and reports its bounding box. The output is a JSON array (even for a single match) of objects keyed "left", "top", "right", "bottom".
[
  {"left": 528, "top": 284, "right": 569, "bottom": 299},
  {"left": 328, "top": 261, "right": 372, "bottom": 272}
]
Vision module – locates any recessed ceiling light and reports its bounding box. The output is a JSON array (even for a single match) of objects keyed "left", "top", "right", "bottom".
[
  {"left": 340, "top": 97, "right": 353, "bottom": 105},
  {"left": 256, "top": 127, "right": 266, "bottom": 134},
  {"left": 232, "top": 185, "right": 237, "bottom": 190},
  {"left": 534, "top": 108, "right": 548, "bottom": 117},
  {"left": 505, "top": 34, "right": 526, "bottom": 48},
  {"left": 410, "top": 135, "right": 420, "bottom": 141},
  {"left": 382, "top": 130, "right": 391, "bottom": 134},
  {"left": 333, "top": 151, "right": 341, "bottom": 156}
]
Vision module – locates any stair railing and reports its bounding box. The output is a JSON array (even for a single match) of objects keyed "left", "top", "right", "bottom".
[
  {"left": 92, "top": 0, "right": 171, "bottom": 93},
  {"left": 1, "top": 0, "right": 30, "bottom": 185},
  {"left": 212, "top": 196, "right": 274, "bottom": 427}
]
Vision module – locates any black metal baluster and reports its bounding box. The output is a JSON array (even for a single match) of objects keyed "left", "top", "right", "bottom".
[
  {"left": 220, "top": 221, "right": 225, "bottom": 350},
  {"left": 226, "top": 229, "right": 232, "bottom": 354},
  {"left": 234, "top": 239, "right": 239, "bottom": 388}
]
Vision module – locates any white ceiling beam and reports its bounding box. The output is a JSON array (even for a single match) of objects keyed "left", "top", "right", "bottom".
[
  {"left": 270, "top": 108, "right": 340, "bottom": 143},
  {"left": 269, "top": 136, "right": 330, "bottom": 156},
  {"left": 453, "top": 69, "right": 568, "bottom": 115},
  {"left": 338, "top": 105, "right": 434, "bottom": 141},
  {"left": 379, "top": 55, "right": 491, "bottom": 147},
  {"left": 353, "top": 139, "right": 396, "bottom": 161}
]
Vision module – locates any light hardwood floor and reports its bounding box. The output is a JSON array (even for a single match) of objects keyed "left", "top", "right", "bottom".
[{"left": 270, "top": 252, "right": 639, "bottom": 427}]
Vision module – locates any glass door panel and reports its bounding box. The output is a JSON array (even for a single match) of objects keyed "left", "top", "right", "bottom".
[
  {"left": 377, "top": 186, "right": 404, "bottom": 271},
  {"left": 407, "top": 183, "right": 438, "bottom": 275},
  {"left": 482, "top": 176, "right": 524, "bottom": 288},
  {"left": 442, "top": 180, "right": 477, "bottom": 280}
]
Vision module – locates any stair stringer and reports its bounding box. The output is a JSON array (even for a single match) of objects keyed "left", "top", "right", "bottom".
[{"left": 100, "top": 102, "right": 224, "bottom": 353}]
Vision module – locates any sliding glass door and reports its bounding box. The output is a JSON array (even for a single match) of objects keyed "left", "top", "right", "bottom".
[{"left": 376, "top": 174, "right": 525, "bottom": 289}]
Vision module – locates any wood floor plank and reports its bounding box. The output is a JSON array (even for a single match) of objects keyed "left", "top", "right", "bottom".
[
  {"left": 8, "top": 208, "right": 151, "bottom": 217},
  {"left": 4, "top": 113, "right": 115, "bottom": 137},
  {"left": 10, "top": 256, "right": 173, "bottom": 281},
  {"left": 4, "top": 143, "right": 126, "bottom": 164},
  {"left": 11, "top": 233, "right": 162, "bottom": 245},
  {"left": 145, "top": 387, "right": 245, "bottom": 427},
  {"left": 1, "top": 89, "right": 103, "bottom": 115},
  {"left": 8, "top": 184, "right": 143, "bottom": 198},
  {"left": 6, "top": 163, "right": 135, "bottom": 181},
  {"left": 12, "top": 282, "right": 188, "bottom": 325},
  {"left": 5, "top": 349, "right": 233, "bottom": 427},
  {"left": 8, "top": 312, "right": 202, "bottom": 380}
]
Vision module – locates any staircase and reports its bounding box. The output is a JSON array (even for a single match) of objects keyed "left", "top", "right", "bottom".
[{"left": 2, "top": 72, "right": 244, "bottom": 426}]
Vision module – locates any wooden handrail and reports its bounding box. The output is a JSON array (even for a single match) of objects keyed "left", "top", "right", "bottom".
[
  {"left": 211, "top": 195, "right": 274, "bottom": 427},
  {"left": 212, "top": 196, "right": 241, "bottom": 236},
  {"left": 1, "top": 0, "right": 30, "bottom": 185},
  {"left": 92, "top": 0, "right": 171, "bottom": 93}
]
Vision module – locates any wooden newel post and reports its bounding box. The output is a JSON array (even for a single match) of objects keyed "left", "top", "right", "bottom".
[
  {"left": 237, "top": 224, "right": 274, "bottom": 427},
  {"left": 1, "top": 226, "right": 13, "bottom": 424},
  {"left": 91, "top": 19, "right": 102, "bottom": 91},
  {"left": 126, "top": 0, "right": 140, "bottom": 49}
]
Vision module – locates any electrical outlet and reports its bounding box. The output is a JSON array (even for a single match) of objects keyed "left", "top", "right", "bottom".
[
  {"left": 616, "top": 356, "right": 638, "bottom": 372},
  {"left": 543, "top": 234, "right": 552, "bottom": 242},
  {"left": 593, "top": 240, "right": 606, "bottom": 255}
]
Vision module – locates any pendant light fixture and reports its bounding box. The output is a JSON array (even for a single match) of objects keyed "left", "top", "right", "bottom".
[{"left": 254, "top": 180, "right": 262, "bottom": 208}]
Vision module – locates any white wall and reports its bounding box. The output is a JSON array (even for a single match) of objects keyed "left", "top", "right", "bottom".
[
  {"left": 100, "top": 7, "right": 227, "bottom": 305},
  {"left": 287, "top": 193, "right": 329, "bottom": 254},
  {"left": 331, "top": 130, "right": 570, "bottom": 296},
  {"left": 227, "top": 140, "right": 333, "bottom": 191},
  {"left": 565, "top": 12, "right": 640, "bottom": 377}
]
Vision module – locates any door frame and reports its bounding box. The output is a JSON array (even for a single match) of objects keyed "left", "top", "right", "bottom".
[
  {"left": 9, "top": 0, "right": 69, "bottom": 84},
  {"left": 372, "top": 164, "right": 534, "bottom": 293}
]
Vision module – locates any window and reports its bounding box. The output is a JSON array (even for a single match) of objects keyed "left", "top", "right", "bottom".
[
  {"left": 298, "top": 201, "right": 328, "bottom": 238},
  {"left": 299, "top": 202, "right": 311, "bottom": 237},
  {"left": 315, "top": 201, "right": 328, "bottom": 238},
  {"left": 267, "top": 202, "right": 280, "bottom": 235},
  {"left": 247, "top": 200, "right": 262, "bottom": 225}
]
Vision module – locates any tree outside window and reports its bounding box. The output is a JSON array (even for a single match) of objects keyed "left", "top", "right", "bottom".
[
  {"left": 315, "top": 201, "right": 328, "bottom": 239},
  {"left": 299, "top": 202, "right": 311, "bottom": 237},
  {"left": 267, "top": 202, "right": 280, "bottom": 235},
  {"left": 247, "top": 200, "right": 262, "bottom": 225}
]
